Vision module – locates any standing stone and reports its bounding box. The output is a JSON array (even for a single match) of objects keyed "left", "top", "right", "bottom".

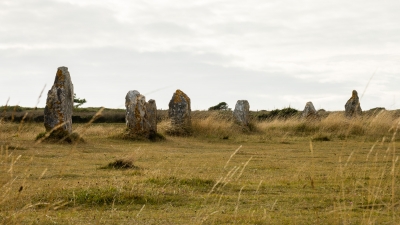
[
  {"left": 233, "top": 100, "right": 250, "bottom": 126},
  {"left": 125, "top": 90, "right": 149, "bottom": 137},
  {"left": 302, "top": 101, "right": 319, "bottom": 119},
  {"left": 345, "top": 90, "right": 362, "bottom": 117},
  {"left": 146, "top": 99, "right": 157, "bottom": 136},
  {"left": 44, "top": 67, "right": 74, "bottom": 135},
  {"left": 168, "top": 89, "right": 192, "bottom": 134}
]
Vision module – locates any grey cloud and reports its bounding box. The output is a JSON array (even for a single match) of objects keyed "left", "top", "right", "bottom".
[
  {"left": 141, "top": 22, "right": 194, "bottom": 37},
  {"left": 0, "top": 0, "right": 128, "bottom": 46},
  {"left": 210, "top": 22, "right": 283, "bottom": 35},
  {"left": 1, "top": 47, "right": 397, "bottom": 110},
  {"left": 1, "top": 46, "right": 373, "bottom": 110}
]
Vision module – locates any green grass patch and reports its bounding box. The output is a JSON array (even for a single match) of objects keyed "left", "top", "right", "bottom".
[{"left": 147, "top": 176, "right": 215, "bottom": 191}]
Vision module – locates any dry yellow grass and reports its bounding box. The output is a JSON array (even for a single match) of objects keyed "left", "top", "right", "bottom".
[{"left": 1, "top": 111, "right": 399, "bottom": 224}]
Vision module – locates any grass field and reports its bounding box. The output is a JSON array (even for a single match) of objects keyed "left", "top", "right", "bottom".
[{"left": 1, "top": 110, "right": 399, "bottom": 224}]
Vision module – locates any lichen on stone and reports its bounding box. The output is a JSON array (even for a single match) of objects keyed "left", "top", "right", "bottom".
[
  {"left": 167, "top": 89, "right": 192, "bottom": 135},
  {"left": 125, "top": 90, "right": 157, "bottom": 140},
  {"left": 43, "top": 66, "right": 73, "bottom": 135},
  {"left": 345, "top": 90, "right": 362, "bottom": 118}
]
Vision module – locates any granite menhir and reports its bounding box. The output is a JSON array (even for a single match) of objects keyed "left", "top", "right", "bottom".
[
  {"left": 168, "top": 89, "right": 192, "bottom": 135},
  {"left": 44, "top": 67, "right": 74, "bottom": 135},
  {"left": 345, "top": 90, "right": 362, "bottom": 117},
  {"left": 233, "top": 100, "right": 250, "bottom": 126},
  {"left": 125, "top": 90, "right": 157, "bottom": 138}
]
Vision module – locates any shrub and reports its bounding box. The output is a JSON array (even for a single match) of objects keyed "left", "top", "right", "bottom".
[
  {"left": 73, "top": 94, "right": 87, "bottom": 108},
  {"left": 279, "top": 107, "right": 298, "bottom": 118},
  {"left": 257, "top": 107, "right": 299, "bottom": 120},
  {"left": 0, "top": 105, "right": 24, "bottom": 112},
  {"left": 208, "top": 102, "right": 229, "bottom": 111}
]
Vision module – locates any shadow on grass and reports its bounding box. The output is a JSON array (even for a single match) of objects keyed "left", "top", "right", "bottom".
[
  {"left": 36, "top": 130, "right": 85, "bottom": 144},
  {"left": 111, "top": 131, "right": 166, "bottom": 142}
]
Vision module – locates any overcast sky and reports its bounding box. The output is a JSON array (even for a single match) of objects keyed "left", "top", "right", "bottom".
[{"left": 1, "top": 0, "right": 399, "bottom": 111}]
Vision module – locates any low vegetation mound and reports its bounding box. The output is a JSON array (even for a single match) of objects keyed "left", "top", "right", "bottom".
[
  {"left": 256, "top": 107, "right": 299, "bottom": 120},
  {"left": 104, "top": 157, "right": 137, "bottom": 169}
]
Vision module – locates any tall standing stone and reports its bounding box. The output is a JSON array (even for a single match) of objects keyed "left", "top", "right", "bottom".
[
  {"left": 44, "top": 67, "right": 74, "bottom": 135},
  {"left": 168, "top": 89, "right": 192, "bottom": 134},
  {"left": 125, "top": 90, "right": 157, "bottom": 139},
  {"left": 233, "top": 100, "right": 250, "bottom": 126},
  {"left": 302, "top": 101, "right": 319, "bottom": 119},
  {"left": 345, "top": 90, "right": 362, "bottom": 117},
  {"left": 146, "top": 99, "right": 157, "bottom": 136}
]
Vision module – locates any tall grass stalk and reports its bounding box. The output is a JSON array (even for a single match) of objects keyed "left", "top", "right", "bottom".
[
  {"left": 224, "top": 145, "right": 242, "bottom": 169},
  {"left": 1, "top": 103, "right": 400, "bottom": 224}
]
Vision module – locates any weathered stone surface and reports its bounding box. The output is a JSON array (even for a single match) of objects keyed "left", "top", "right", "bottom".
[
  {"left": 44, "top": 67, "right": 74, "bottom": 134},
  {"left": 345, "top": 90, "right": 362, "bottom": 117},
  {"left": 125, "top": 90, "right": 158, "bottom": 139},
  {"left": 233, "top": 100, "right": 250, "bottom": 126},
  {"left": 146, "top": 99, "right": 157, "bottom": 135},
  {"left": 168, "top": 89, "right": 192, "bottom": 134},
  {"left": 302, "top": 101, "right": 319, "bottom": 119}
]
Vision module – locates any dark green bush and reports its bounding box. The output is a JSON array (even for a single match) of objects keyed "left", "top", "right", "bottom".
[
  {"left": 279, "top": 107, "right": 298, "bottom": 118},
  {"left": 0, "top": 105, "right": 24, "bottom": 112},
  {"left": 257, "top": 107, "right": 299, "bottom": 120}
]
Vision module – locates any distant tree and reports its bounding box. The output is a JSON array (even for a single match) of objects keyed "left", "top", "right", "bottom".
[
  {"left": 208, "top": 102, "right": 229, "bottom": 111},
  {"left": 73, "top": 94, "right": 87, "bottom": 108}
]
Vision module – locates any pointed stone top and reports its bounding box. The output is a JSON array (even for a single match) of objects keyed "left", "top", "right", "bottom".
[
  {"left": 352, "top": 90, "right": 358, "bottom": 98},
  {"left": 345, "top": 90, "right": 362, "bottom": 117},
  {"left": 44, "top": 66, "right": 74, "bottom": 134},
  {"left": 172, "top": 89, "right": 190, "bottom": 105},
  {"left": 302, "top": 101, "right": 318, "bottom": 119}
]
